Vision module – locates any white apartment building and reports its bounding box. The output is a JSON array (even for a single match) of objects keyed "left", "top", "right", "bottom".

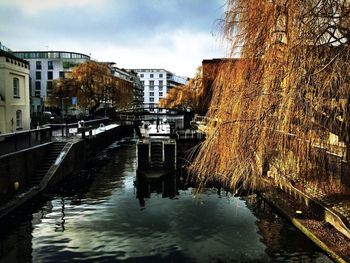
[
  {"left": 13, "top": 51, "right": 90, "bottom": 113},
  {"left": 132, "top": 69, "right": 188, "bottom": 110},
  {"left": 0, "top": 49, "right": 30, "bottom": 134}
]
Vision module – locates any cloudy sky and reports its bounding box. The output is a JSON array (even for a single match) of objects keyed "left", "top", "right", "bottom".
[{"left": 0, "top": 0, "right": 227, "bottom": 77}]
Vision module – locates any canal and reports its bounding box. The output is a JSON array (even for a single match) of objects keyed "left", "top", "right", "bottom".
[{"left": 0, "top": 139, "right": 332, "bottom": 262}]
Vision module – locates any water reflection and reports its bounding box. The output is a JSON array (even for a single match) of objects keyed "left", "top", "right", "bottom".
[
  {"left": 54, "top": 198, "right": 66, "bottom": 232},
  {"left": 0, "top": 215, "right": 32, "bottom": 263},
  {"left": 0, "top": 140, "right": 332, "bottom": 263},
  {"left": 246, "top": 196, "right": 329, "bottom": 262},
  {"left": 135, "top": 172, "right": 178, "bottom": 207}
]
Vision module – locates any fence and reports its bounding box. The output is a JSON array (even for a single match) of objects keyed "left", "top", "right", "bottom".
[
  {"left": 0, "top": 127, "right": 52, "bottom": 156},
  {"left": 117, "top": 114, "right": 185, "bottom": 129},
  {"left": 0, "top": 118, "right": 111, "bottom": 156},
  {"left": 51, "top": 118, "right": 110, "bottom": 137},
  {"left": 175, "top": 130, "right": 205, "bottom": 140}
]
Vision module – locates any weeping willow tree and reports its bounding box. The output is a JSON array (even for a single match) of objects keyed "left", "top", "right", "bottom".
[
  {"left": 159, "top": 67, "right": 209, "bottom": 113},
  {"left": 191, "top": 0, "right": 350, "bottom": 190}
]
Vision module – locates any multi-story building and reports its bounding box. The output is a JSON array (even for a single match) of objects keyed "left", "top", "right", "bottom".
[
  {"left": 108, "top": 64, "right": 144, "bottom": 108},
  {"left": 13, "top": 51, "right": 90, "bottom": 113},
  {"left": 0, "top": 48, "right": 30, "bottom": 134},
  {"left": 125, "top": 69, "right": 144, "bottom": 108},
  {"left": 131, "top": 69, "right": 188, "bottom": 110}
]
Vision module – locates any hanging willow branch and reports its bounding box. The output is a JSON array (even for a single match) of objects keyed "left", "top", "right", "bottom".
[{"left": 190, "top": 0, "right": 350, "bottom": 191}]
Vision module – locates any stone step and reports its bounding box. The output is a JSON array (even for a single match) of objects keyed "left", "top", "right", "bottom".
[
  {"left": 30, "top": 142, "right": 66, "bottom": 185},
  {"left": 37, "top": 165, "right": 52, "bottom": 169}
]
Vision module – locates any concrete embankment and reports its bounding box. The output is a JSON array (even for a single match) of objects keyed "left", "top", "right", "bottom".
[
  {"left": 260, "top": 182, "right": 350, "bottom": 263},
  {"left": 0, "top": 124, "right": 134, "bottom": 218}
]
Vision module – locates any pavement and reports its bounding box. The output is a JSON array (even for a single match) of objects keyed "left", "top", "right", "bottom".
[
  {"left": 261, "top": 188, "right": 350, "bottom": 263},
  {"left": 304, "top": 184, "right": 350, "bottom": 227}
]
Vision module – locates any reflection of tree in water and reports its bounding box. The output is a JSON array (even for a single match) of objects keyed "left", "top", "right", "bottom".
[{"left": 245, "top": 195, "right": 324, "bottom": 261}]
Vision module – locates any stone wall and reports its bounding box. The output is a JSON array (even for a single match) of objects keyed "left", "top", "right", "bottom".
[
  {"left": 0, "top": 142, "right": 51, "bottom": 197},
  {"left": 0, "top": 125, "right": 134, "bottom": 199}
]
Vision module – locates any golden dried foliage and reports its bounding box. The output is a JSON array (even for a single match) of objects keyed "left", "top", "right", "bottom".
[
  {"left": 159, "top": 67, "right": 211, "bottom": 113},
  {"left": 50, "top": 61, "right": 133, "bottom": 114},
  {"left": 191, "top": 0, "right": 350, "bottom": 190}
]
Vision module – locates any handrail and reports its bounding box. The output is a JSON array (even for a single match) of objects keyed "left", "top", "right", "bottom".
[
  {"left": 0, "top": 126, "right": 51, "bottom": 138},
  {"left": 0, "top": 127, "right": 52, "bottom": 156}
]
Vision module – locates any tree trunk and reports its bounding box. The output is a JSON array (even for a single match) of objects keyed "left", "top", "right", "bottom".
[{"left": 89, "top": 102, "right": 101, "bottom": 116}]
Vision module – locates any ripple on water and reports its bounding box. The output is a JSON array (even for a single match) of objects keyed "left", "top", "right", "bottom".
[{"left": 0, "top": 141, "right": 333, "bottom": 263}]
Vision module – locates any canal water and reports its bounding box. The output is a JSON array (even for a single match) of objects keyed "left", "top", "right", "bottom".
[{"left": 0, "top": 139, "right": 332, "bottom": 263}]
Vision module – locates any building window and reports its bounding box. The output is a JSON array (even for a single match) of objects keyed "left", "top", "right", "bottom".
[
  {"left": 13, "top": 78, "right": 20, "bottom": 98},
  {"left": 140, "top": 74, "right": 144, "bottom": 78},
  {"left": 35, "top": 81, "right": 41, "bottom": 90},
  {"left": 150, "top": 97, "right": 154, "bottom": 102},
  {"left": 16, "top": 110, "right": 22, "bottom": 129},
  {"left": 36, "top": 61, "right": 42, "bottom": 70},
  {"left": 159, "top": 80, "right": 163, "bottom": 87},
  {"left": 59, "top": 71, "right": 65, "bottom": 78},
  {"left": 150, "top": 74, "right": 154, "bottom": 78},
  {"left": 47, "top": 71, "right": 53, "bottom": 80},
  {"left": 36, "top": 71, "right": 41, "bottom": 80},
  {"left": 48, "top": 61, "right": 53, "bottom": 70},
  {"left": 47, "top": 81, "right": 53, "bottom": 91},
  {"left": 150, "top": 92, "right": 154, "bottom": 96},
  {"left": 159, "top": 74, "right": 163, "bottom": 78},
  {"left": 159, "top": 92, "right": 163, "bottom": 97},
  {"left": 149, "top": 80, "right": 154, "bottom": 86},
  {"left": 149, "top": 86, "right": 154, "bottom": 91},
  {"left": 35, "top": 91, "right": 40, "bottom": 97}
]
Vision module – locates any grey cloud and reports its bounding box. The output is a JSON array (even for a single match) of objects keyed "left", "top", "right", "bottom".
[
  {"left": 1, "top": 0, "right": 225, "bottom": 47},
  {"left": 0, "top": 0, "right": 226, "bottom": 76}
]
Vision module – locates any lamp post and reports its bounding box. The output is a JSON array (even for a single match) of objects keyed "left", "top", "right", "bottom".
[
  {"left": 63, "top": 97, "right": 69, "bottom": 120},
  {"left": 56, "top": 96, "right": 70, "bottom": 120}
]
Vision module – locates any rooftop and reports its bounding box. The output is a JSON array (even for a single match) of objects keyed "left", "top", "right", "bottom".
[
  {"left": 0, "top": 50, "right": 30, "bottom": 66},
  {"left": 13, "top": 51, "right": 91, "bottom": 60}
]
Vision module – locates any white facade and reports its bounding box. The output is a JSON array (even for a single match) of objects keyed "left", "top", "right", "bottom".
[
  {"left": 132, "top": 69, "right": 188, "bottom": 109},
  {"left": 13, "top": 51, "right": 90, "bottom": 113},
  {"left": 0, "top": 50, "right": 30, "bottom": 134}
]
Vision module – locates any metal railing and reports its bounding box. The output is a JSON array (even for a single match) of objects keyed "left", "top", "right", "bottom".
[
  {"left": 0, "top": 127, "right": 52, "bottom": 156},
  {"left": 117, "top": 114, "right": 185, "bottom": 129},
  {"left": 0, "top": 118, "right": 115, "bottom": 156},
  {"left": 51, "top": 118, "right": 110, "bottom": 137},
  {"left": 175, "top": 130, "right": 205, "bottom": 140}
]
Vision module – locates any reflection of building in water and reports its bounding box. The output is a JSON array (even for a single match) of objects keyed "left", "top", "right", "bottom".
[
  {"left": 0, "top": 216, "right": 33, "bottom": 263},
  {"left": 0, "top": 197, "right": 66, "bottom": 263},
  {"left": 135, "top": 172, "right": 178, "bottom": 207},
  {"left": 0, "top": 199, "right": 52, "bottom": 263}
]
